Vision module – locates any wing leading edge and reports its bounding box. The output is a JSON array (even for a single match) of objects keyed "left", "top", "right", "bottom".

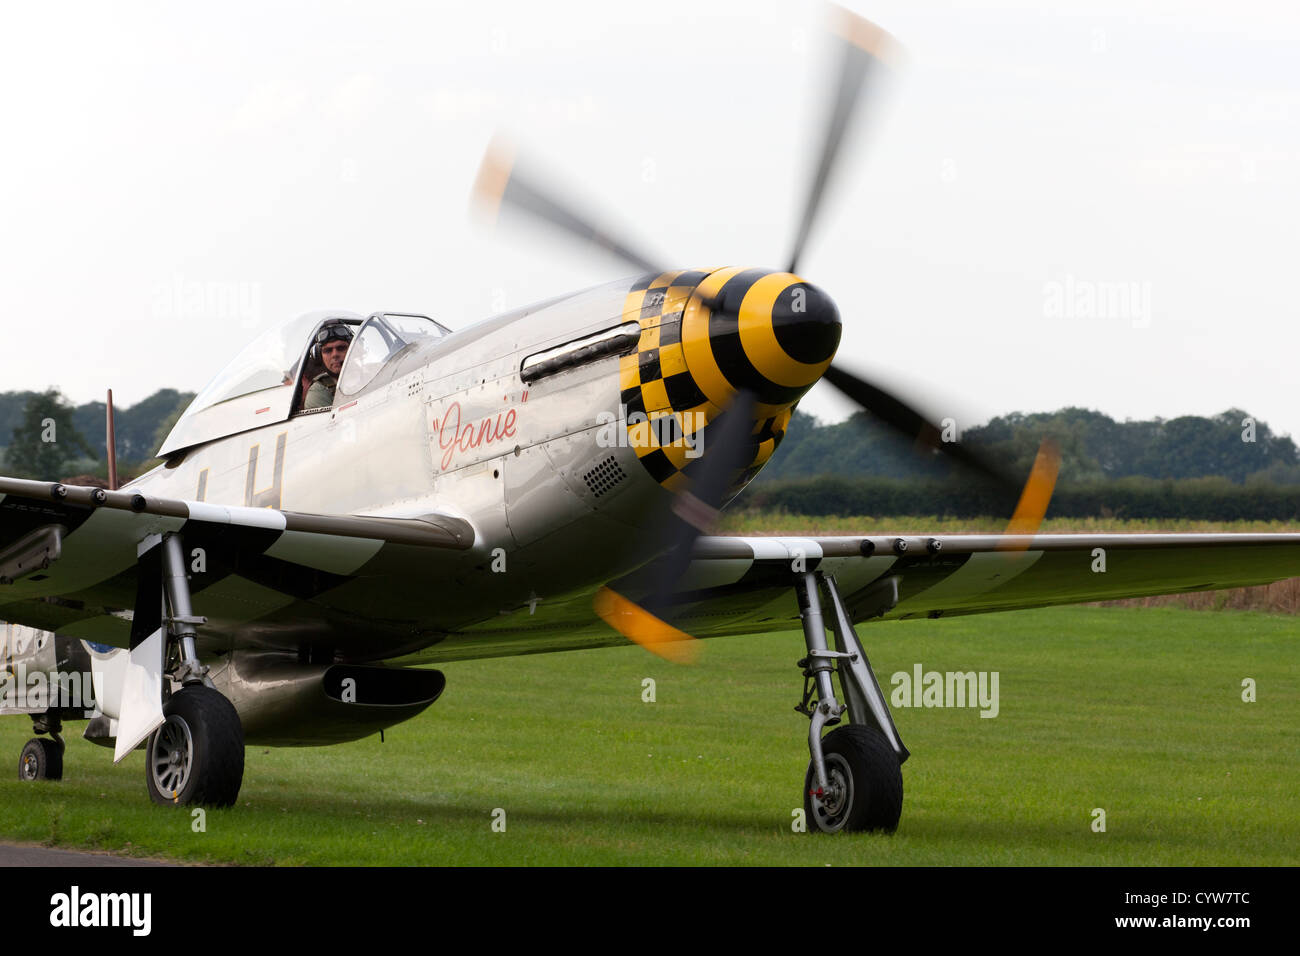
[
  {"left": 654, "top": 533, "right": 1300, "bottom": 631},
  {"left": 0, "top": 476, "right": 475, "bottom": 647}
]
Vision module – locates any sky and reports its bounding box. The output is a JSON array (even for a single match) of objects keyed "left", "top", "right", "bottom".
[{"left": 1, "top": 0, "right": 1297, "bottom": 441}]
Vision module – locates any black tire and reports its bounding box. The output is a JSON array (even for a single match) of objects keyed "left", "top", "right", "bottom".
[
  {"left": 145, "top": 685, "right": 244, "bottom": 807},
  {"left": 803, "top": 724, "right": 903, "bottom": 833},
  {"left": 19, "top": 737, "right": 63, "bottom": 781}
]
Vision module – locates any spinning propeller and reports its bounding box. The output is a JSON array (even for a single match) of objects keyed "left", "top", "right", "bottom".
[{"left": 473, "top": 6, "right": 1060, "bottom": 661}]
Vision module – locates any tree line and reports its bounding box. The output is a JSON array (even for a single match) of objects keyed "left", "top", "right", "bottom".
[
  {"left": 742, "top": 475, "right": 1300, "bottom": 521},
  {"left": 758, "top": 406, "right": 1300, "bottom": 486},
  {"left": 740, "top": 406, "right": 1300, "bottom": 519},
  {"left": 0, "top": 389, "right": 193, "bottom": 482},
  {"left": 4, "top": 390, "right": 1299, "bottom": 520}
]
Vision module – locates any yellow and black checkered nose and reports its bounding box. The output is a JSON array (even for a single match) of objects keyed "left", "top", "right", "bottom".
[{"left": 618, "top": 267, "right": 840, "bottom": 491}]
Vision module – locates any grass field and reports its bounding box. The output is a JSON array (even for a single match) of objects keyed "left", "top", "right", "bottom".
[{"left": 1, "top": 606, "right": 1296, "bottom": 866}]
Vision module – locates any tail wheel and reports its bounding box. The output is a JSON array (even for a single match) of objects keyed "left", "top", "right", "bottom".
[
  {"left": 18, "top": 737, "right": 63, "bottom": 781},
  {"left": 803, "top": 725, "right": 903, "bottom": 833},
  {"left": 145, "top": 685, "right": 245, "bottom": 807}
]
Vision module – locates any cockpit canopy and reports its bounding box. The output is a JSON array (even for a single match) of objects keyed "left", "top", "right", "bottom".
[
  {"left": 339, "top": 313, "right": 448, "bottom": 396},
  {"left": 158, "top": 310, "right": 449, "bottom": 457}
]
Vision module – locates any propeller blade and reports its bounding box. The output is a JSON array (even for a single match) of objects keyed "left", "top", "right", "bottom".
[
  {"left": 593, "top": 587, "right": 699, "bottom": 663},
  {"left": 820, "top": 363, "right": 1014, "bottom": 490},
  {"left": 595, "top": 389, "right": 759, "bottom": 658},
  {"left": 472, "top": 136, "right": 664, "bottom": 275},
  {"left": 997, "top": 437, "right": 1061, "bottom": 546},
  {"left": 786, "top": 7, "right": 899, "bottom": 274}
]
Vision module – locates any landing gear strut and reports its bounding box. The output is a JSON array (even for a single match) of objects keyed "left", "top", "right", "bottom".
[
  {"left": 142, "top": 533, "right": 244, "bottom": 807},
  {"left": 795, "top": 571, "right": 906, "bottom": 833}
]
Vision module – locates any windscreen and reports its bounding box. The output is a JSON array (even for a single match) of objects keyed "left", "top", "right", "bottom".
[{"left": 181, "top": 313, "right": 325, "bottom": 417}]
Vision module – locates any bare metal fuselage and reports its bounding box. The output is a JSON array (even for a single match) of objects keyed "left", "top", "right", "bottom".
[{"left": 129, "top": 278, "right": 679, "bottom": 663}]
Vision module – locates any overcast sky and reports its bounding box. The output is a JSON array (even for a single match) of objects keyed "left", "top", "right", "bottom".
[{"left": 2, "top": 0, "right": 1297, "bottom": 442}]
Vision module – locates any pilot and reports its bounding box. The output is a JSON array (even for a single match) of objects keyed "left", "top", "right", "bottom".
[{"left": 304, "top": 323, "right": 354, "bottom": 410}]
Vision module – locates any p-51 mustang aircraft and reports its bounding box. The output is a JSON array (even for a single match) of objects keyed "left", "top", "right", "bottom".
[{"left": 4, "top": 8, "right": 1299, "bottom": 833}]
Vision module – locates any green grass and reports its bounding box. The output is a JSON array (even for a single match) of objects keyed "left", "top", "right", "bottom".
[{"left": 2, "top": 606, "right": 1296, "bottom": 865}]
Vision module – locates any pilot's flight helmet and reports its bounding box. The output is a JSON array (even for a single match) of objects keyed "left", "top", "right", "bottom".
[{"left": 311, "top": 322, "right": 355, "bottom": 360}]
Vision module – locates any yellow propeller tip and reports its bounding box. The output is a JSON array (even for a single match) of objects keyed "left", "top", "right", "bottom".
[
  {"left": 471, "top": 135, "right": 516, "bottom": 222},
  {"left": 833, "top": 6, "right": 901, "bottom": 65},
  {"left": 594, "top": 587, "right": 700, "bottom": 664},
  {"left": 998, "top": 437, "right": 1062, "bottom": 546}
]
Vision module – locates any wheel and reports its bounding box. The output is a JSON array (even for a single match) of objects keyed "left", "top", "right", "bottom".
[
  {"left": 145, "top": 685, "right": 245, "bottom": 807},
  {"left": 803, "top": 724, "right": 903, "bottom": 833},
  {"left": 19, "top": 737, "right": 63, "bottom": 781}
]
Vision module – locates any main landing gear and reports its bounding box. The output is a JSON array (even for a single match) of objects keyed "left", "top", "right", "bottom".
[
  {"left": 13, "top": 532, "right": 246, "bottom": 805},
  {"left": 146, "top": 684, "right": 243, "bottom": 806},
  {"left": 144, "top": 533, "right": 244, "bottom": 807},
  {"left": 794, "top": 571, "right": 907, "bottom": 833}
]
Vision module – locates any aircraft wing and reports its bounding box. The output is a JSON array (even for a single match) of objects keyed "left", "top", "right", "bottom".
[
  {"left": 429, "top": 530, "right": 1300, "bottom": 663},
  {"left": 0, "top": 476, "right": 474, "bottom": 646},
  {"left": 647, "top": 532, "right": 1300, "bottom": 634}
]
